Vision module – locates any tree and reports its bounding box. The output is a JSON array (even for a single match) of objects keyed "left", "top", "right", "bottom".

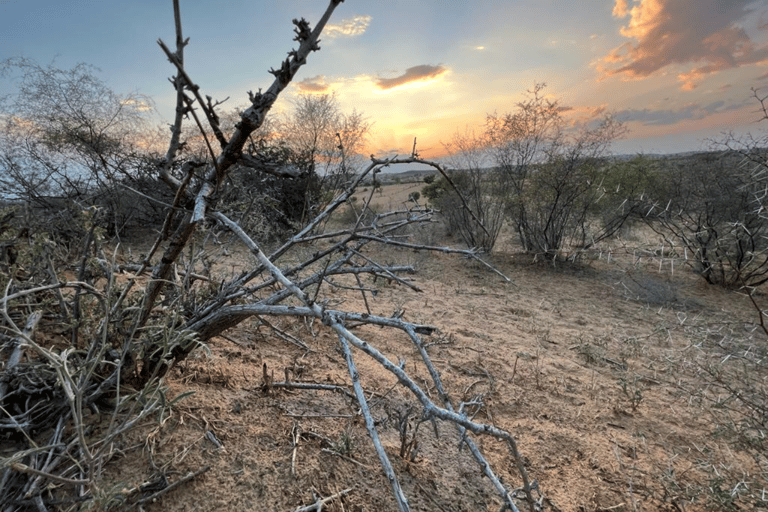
[
  {"left": 0, "top": 58, "right": 161, "bottom": 237},
  {"left": 487, "top": 83, "right": 629, "bottom": 259},
  {"left": 278, "top": 93, "right": 370, "bottom": 217}
]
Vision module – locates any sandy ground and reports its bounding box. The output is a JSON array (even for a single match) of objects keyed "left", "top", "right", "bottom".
[{"left": 101, "top": 184, "right": 766, "bottom": 512}]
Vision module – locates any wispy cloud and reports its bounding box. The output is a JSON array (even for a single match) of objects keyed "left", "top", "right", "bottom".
[
  {"left": 120, "top": 98, "right": 153, "bottom": 112},
  {"left": 615, "top": 99, "right": 745, "bottom": 126},
  {"left": 323, "top": 15, "right": 372, "bottom": 38},
  {"left": 598, "top": 0, "right": 768, "bottom": 90},
  {"left": 375, "top": 65, "right": 448, "bottom": 90}
]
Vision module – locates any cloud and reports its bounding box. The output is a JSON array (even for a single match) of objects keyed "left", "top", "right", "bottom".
[
  {"left": 323, "top": 15, "right": 372, "bottom": 38},
  {"left": 614, "top": 100, "right": 743, "bottom": 126},
  {"left": 612, "top": 0, "right": 629, "bottom": 18},
  {"left": 599, "top": 0, "right": 768, "bottom": 90},
  {"left": 375, "top": 65, "right": 448, "bottom": 90},
  {"left": 120, "top": 98, "right": 153, "bottom": 112},
  {"left": 295, "top": 75, "right": 331, "bottom": 93}
]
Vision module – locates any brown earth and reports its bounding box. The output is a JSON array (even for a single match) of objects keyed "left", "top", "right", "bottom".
[{"left": 100, "top": 184, "right": 766, "bottom": 512}]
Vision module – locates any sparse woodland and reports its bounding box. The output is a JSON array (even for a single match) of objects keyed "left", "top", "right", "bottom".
[{"left": 1, "top": 1, "right": 767, "bottom": 511}]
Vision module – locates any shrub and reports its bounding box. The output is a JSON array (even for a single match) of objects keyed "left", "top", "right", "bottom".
[
  {"left": 642, "top": 151, "right": 768, "bottom": 287},
  {"left": 486, "top": 83, "right": 630, "bottom": 259}
]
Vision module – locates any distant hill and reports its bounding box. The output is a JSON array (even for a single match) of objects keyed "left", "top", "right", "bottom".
[{"left": 352, "top": 147, "right": 768, "bottom": 186}]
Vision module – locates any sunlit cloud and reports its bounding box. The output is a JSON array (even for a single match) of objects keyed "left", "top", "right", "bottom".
[
  {"left": 612, "top": 0, "right": 629, "bottom": 18},
  {"left": 120, "top": 98, "right": 153, "bottom": 112},
  {"left": 759, "top": 11, "right": 768, "bottom": 31},
  {"left": 295, "top": 75, "right": 331, "bottom": 93},
  {"left": 599, "top": 0, "right": 768, "bottom": 90},
  {"left": 323, "top": 15, "right": 372, "bottom": 38},
  {"left": 375, "top": 65, "right": 448, "bottom": 90}
]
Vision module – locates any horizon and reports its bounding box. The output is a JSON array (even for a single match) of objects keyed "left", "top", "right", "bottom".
[{"left": 3, "top": 1, "right": 768, "bottom": 159}]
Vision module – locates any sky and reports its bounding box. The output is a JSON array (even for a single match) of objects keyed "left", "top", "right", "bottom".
[{"left": 3, "top": 0, "right": 768, "bottom": 159}]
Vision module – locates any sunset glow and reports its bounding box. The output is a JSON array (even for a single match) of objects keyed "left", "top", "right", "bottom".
[{"left": 3, "top": 0, "right": 768, "bottom": 159}]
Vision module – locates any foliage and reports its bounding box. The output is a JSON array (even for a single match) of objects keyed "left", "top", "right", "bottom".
[{"left": 421, "top": 176, "right": 448, "bottom": 202}]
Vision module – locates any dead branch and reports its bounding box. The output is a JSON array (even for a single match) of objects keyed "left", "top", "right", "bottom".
[
  {"left": 353, "top": 234, "right": 512, "bottom": 282},
  {"left": 387, "top": 155, "right": 493, "bottom": 241},
  {"left": 207, "top": 207, "right": 537, "bottom": 511},
  {"left": 156, "top": 0, "right": 188, "bottom": 192},
  {"left": 0, "top": 310, "right": 41, "bottom": 402},
  {"left": 133, "top": 465, "right": 211, "bottom": 508},
  {"left": 257, "top": 316, "right": 311, "bottom": 351},
  {"left": 338, "top": 333, "right": 410, "bottom": 512},
  {"left": 134, "top": 0, "right": 344, "bottom": 342},
  {"left": 269, "top": 381, "right": 354, "bottom": 399},
  {"left": 291, "top": 488, "right": 352, "bottom": 512},
  {"left": 8, "top": 463, "right": 88, "bottom": 486}
]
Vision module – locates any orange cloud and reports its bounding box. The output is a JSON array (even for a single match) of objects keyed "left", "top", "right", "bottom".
[
  {"left": 295, "top": 75, "right": 331, "bottom": 93},
  {"left": 612, "top": 0, "right": 629, "bottom": 18},
  {"left": 375, "top": 65, "right": 448, "bottom": 90},
  {"left": 600, "top": 0, "right": 768, "bottom": 90}
]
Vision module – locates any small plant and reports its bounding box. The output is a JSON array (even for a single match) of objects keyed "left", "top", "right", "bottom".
[
  {"left": 397, "top": 405, "right": 425, "bottom": 463},
  {"left": 331, "top": 431, "right": 355, "bottom": 457},
  {"left": 617, "top": 375, "right": 645, "bottom": 412},
  {"left": 574, "top": 338, "right": 606, "bottom": 366}
]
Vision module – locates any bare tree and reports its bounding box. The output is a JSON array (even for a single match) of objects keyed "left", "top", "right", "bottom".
[
  {"left": 278, "top": 93, "right": 370, "bottom": 218},
  {"left": 435, "top": 128, "right": 508, "bottom": 252},
  {"left": 0, "top": 58, "right": 166, "bottom": 239}
]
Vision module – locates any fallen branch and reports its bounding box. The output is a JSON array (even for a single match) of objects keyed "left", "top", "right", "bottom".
[
  {"left": 211, "top": 209, "right": 539, "bottom": 511},
  {"left": 291, "top": 488, "right": 352, "bottom": 512},
  {"left": 133, "top": 465, "right": 211, "bottom": 508},
  {"left": 338, "top": 333, "right": 410, "bottom": 512},
  {"left": 269, "top": 381, "right": 354, "bottom": 399}
]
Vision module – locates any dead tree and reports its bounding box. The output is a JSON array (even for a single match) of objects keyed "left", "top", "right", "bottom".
[{"left": 0, "top": 1, "right": 543, "bottom": 510}]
